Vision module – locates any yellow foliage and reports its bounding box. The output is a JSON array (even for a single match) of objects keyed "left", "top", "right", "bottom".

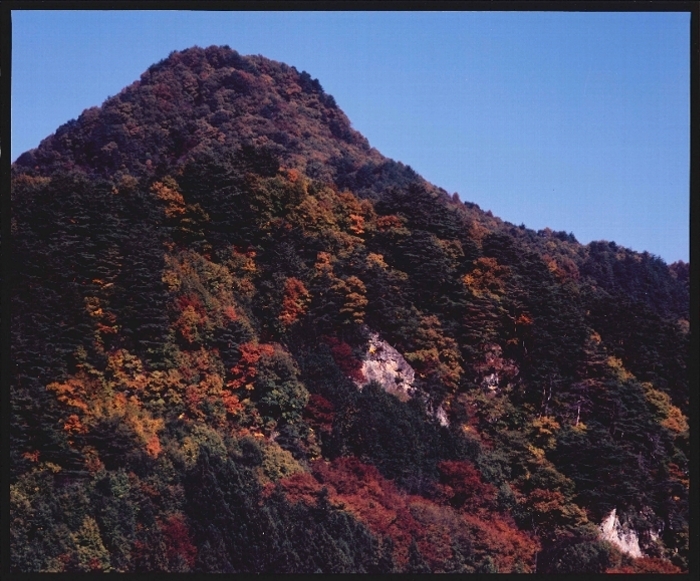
[
  {"left": 162, "top": 266, "right": 182, "bottom": 292},
  {"left": 462, "top": 257, "right": 509, "bottom": 298},
  {"left": 293, "top": 195, "right": 339, "bottom": 233},
  {"left": 405, "top": 315, "right": 463, "bottom": 391},
  {"left": 530, "top": 416, "right": 560, "bottom": 451},
  {"left": 606, "top": 356, "right": 635, "bottom": 380},
  {"left": 642, "top": 383, "right": 671, "bottom": 415},
  {"left": 258, "top": 442, "right": 305, "bottom": 484},
  {"left": 526, "top": 443, "right": 546, "bottom": 460},
  {"left": 532, "top": 416, "right": 560, "bottom": 435},
  {"left": 641, "top": 383, "right": 687, "bottom": 434},
  {"left": 338, "top": 276, "right": 368, "bottom": 324}
]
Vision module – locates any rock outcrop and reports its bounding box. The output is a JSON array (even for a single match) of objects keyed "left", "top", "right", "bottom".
[
  {"left": 600, "top": 509, "right": 643, "bottom": 558},
  {"left": 357, "top": 332, "right": 416, "bottom": 401},
  {"left": 356, "top": 332, "right": 448, "bottom": 426}
]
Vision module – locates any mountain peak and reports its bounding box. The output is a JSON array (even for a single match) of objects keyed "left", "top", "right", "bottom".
[{"left": 15, "top": 45, "right": 388, "bottom": 187}]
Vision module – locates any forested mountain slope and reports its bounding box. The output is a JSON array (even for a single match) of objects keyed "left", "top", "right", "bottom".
[{"left": 10, "top": 45, "right": 689, "bottom": 574}]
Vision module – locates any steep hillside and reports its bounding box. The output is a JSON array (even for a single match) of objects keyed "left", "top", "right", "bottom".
[{"left": 10, "top": 46, "right": 689, "bottom": 574}]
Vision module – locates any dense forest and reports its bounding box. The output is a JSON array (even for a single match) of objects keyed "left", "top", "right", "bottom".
[{"left": 10, "top": 46, "right": 690, "bottom": 574}]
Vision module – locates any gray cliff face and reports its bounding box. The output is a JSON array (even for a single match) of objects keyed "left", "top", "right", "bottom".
[
  {"left": 600, "top": 509, "right": 643, "bottom": 558},
  {"left": 357, "top": 333, "right": 416, "bottom": 401},
  {"left": 356, "top": 332, "right": 448, "bottom": 426},
  {"left": 599, "top": 508, "right": 666, "bottom": 559}
]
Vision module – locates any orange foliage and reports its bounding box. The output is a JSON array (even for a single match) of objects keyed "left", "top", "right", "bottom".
[
  {"left": 47, "top": 377, "right": 90, "bottom": 412},
  {"left": 173, "top": 294, "right": 209, "bottom": 345},
  {"left": 376, "top": 215, "right": 404, "bottom": 231},
  {"left": 314, "top": 250, "right": 334, "bottom": 274},
  {"left": 63, "top": 413, "right": 88, "bottom": 434},
  {"left": 227, "top": 342, "right": 275, "bottom": 390},
  {"left": 348, "top": 213, "right": 365, "bottom": 235},
  {"left": 462, "top": 257, "right": 510, "bottom": 297},
  {"left": 542, "top": 253, "right": 580, "bottom": 282},
  {"left": 278, "top": 277, "right": 311, "bottom": 327},
  {"left": 22, "top": 450, "right": 40, "bottom": 463},
  {"left": 49, "top": 352, "right": 166, "bottom": 459},
  {"left": 152, "top": 178, "right": 186, "bottom": 218},
  {"left": 661, "top": 405, "right": 689, "bottom": 434},
  {"left": 145, "top": 434, "right": 162, "bottom": 458},
  {"left": 221, "top": 391, "right": 244, "bottom": 415},
  {"left": 336, "top": 191, "right": 374, "bottom": 236},
  {"left": 516, "top": 313, "right": 533, "bottom": 326}
]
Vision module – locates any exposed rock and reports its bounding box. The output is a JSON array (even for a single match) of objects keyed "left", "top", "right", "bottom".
[
  {"left": 426, "top": 400, "right": 450, "bottom": 427},
  {"left": 482, "top": 372, "right": 499, "bottom": 391},
  {"left": 356, "top": 332, "right": 416, "bottom": 401},
  {"left": 600, "top": 509, "right": 643, "bottom": 558},
  {"left": 356, "top": 332, "right": 449, "bottom": 426}
]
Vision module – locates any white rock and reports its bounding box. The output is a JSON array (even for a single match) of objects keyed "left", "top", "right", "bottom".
[
  {"left": 600, "top": 509, "right": 643, "bottom": 558},
  {"left": 357, "top": 333, "right": 416, "bottom": 401},
  {"left": 356, "top": 332, "right": 449, "bottom": 426}
]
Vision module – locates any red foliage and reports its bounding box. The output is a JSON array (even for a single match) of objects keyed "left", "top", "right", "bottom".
[
  {"left": 461, "top": 512, "right": 539, "bottom": 573},
  {"left": 437, "top": 460, "right": 497, "bottom": 512},
  {"left": 275, "top": 456, "right": 537, "bottom": 572},
  {"left": 303, "top": 394, "right": 335, "bottom": 435},
  {"left": 311, "top": 457, "right": 423, "bottom": 568},
  {"left": 325, "top": 337, "right": 365, "bottom": 383},
  {"left": 175, "top": 294, "right": 206, "bottom": 315},
  {"left": 161, "top": 513, "right": 197, "bottom": 569},
  {"left": 227, "top": 342, "right": 275, "bottom": 390},
  {"left": 221, "top": 391, "right": 244, "bottom": 415},
  {"left": 223, "top": 305, "right": 237, "bottom": 322},
  {"left": 173, "top": 294, "right": 208, "bottom": 345},
  {"left": 277, "top": 470, "right": 324, "bottom": 506},
  {"left": 607, "top": 557, "right": 683, "bottom": 574}
]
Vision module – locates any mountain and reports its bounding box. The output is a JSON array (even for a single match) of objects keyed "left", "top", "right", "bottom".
[{"left": 10, "top": 45, "right": 689, "bottom": 574}]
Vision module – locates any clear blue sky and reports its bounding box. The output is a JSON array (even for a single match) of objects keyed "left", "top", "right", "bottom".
[{"left": 11, "top": 10, "right": 690, "bottom": 263}]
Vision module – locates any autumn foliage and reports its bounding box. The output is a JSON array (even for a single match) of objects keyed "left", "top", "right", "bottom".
[{"left": 10, "top": 45, "right": 688, "bottom": 574}]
